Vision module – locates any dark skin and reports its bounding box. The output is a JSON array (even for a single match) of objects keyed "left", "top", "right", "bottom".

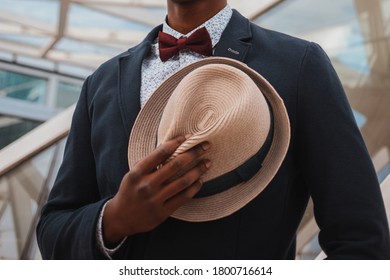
[
  {"left": 103, "top": 0, "right": 228, "bottom": 245},
  {"left": 167, "top": 0, "right": 228, "bottom": 34}
]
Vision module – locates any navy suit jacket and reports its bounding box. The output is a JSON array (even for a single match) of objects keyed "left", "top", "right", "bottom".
[{"left": 37, "top": 10, "right": 390, "bottom": 259}]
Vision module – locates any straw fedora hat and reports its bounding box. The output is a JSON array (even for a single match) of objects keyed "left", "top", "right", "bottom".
[{"left": 128, "top": 57, "right": 290, "bottom": 222}]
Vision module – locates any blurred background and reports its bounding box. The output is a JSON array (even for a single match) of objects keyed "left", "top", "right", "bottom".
[{"left": 0, "top": 0, "right": 389, "bottom": 259}]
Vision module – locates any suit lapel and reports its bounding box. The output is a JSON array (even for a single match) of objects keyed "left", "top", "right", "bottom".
[
  {"left": 214, "top": 10, "right": 252, "bottom": 62},
  {"left": 118, "top": 25, "right": 162, "bottom": 136}
]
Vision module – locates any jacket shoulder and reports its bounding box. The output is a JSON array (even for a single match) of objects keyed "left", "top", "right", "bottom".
[{"left": 250, "top": 22, "right": 312, "bottom": 59}]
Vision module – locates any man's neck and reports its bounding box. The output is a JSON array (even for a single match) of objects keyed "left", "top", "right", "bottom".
[{"left": 167, "top": 0, "right": 228, "bottom": 34}]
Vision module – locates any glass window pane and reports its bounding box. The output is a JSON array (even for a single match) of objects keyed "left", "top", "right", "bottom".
[
  {"left": 0, "top": 115, "right": 41, "bottom": 149},
  {"left": 0, "top": 70, "right": 47, "bottom": 104},
  {"left": 56, "top": 82, "right": 81, "bottom": 109}
]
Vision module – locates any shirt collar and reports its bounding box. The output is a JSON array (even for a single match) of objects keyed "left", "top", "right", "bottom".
[{"left": 162, "top": 5, "right": 233, "bottom": 48}]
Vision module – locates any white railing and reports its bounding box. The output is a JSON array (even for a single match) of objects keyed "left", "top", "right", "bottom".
[{"left": 0, "top": 105, "right": 74, "bottom": 259}]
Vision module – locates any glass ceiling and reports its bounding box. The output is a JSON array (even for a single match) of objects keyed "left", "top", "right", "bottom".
[
  {"left": 0, "top": 0, "right": 283, "bottom": 76},
  {"left": 255, "top": 0, "right": 390, "bottom": 108}
]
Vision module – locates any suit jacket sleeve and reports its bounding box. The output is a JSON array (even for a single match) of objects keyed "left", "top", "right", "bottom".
[
  {"left": 296, "top": 42, "right": 390, "bottom": 259},
  {"left": 36, "top": 76, "right": 108, "bottom": 259}
]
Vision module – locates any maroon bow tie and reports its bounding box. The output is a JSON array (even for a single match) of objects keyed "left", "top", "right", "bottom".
[{"left": 158, "top": 27, "right": 213, "bottom": 62}]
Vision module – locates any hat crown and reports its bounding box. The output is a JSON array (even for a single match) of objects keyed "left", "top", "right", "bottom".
[{"left": 157, "top": 64, "right": 271, "bottom": 182}]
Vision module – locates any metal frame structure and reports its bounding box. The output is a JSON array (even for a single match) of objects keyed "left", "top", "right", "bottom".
[
  {"left": 0, "top": 0, "right": 284, "bottom": 70},
  {"left": 0, "top": 106, "right": 72, "bottom": 259}
]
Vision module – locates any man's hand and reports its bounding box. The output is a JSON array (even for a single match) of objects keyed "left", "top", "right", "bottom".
[{"left": 102, "top": 135, "right": 211, "bottom": 244}]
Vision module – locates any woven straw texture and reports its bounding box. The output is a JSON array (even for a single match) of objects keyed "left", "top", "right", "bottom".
[{"left": 128, "top": 57, "right": 290, "bottom": 222}]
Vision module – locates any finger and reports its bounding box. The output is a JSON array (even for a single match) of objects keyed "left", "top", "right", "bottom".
[
  {"left": 135, "top": 135, "right": 188, "bottom": 174},
  {"left": 163, "top": 180, "right": 203, "bottom": 214},
  {"left": 157, "top": 159, "right": 211, "bottom": 202},
  {"left": 153, "top": 142, "right": 210, "bottom": 185}
]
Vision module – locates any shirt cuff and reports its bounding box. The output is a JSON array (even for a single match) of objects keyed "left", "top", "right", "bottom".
[{"left": 96, "top": 199, "right": 127, "bottom": 259}]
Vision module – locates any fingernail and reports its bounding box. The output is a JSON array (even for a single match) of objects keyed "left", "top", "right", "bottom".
[
  {"left": 204, "top": 159, "right": 211, "bottom": 168},
  {"left": 202, "top": 142, "right": 210, "bottom": 151}
]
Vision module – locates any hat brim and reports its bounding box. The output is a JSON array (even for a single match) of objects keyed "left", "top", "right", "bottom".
[{"left": 128, "top": 57, "right": 290, "bottom": 222}]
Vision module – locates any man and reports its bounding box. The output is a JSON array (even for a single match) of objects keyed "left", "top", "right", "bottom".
[{"left": 37, "top": 0, "right": 390, "bottom": 259}]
